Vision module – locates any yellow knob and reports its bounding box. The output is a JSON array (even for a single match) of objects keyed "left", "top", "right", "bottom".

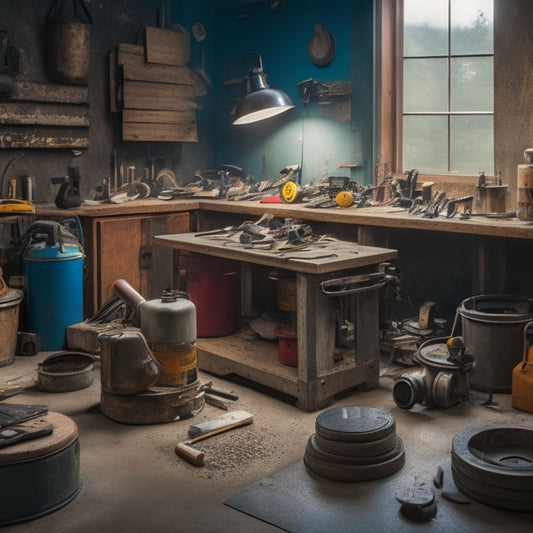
[
  {"left": 281, "top": 181, "right": 300, "bottom": 203},
  {"left": 335, "top": 190, "right": 354, "bottom": 207}
]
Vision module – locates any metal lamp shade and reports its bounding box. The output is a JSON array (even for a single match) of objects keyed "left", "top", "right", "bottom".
[{"left": 233, "top": 69, "right": 294, "bottom": 125}]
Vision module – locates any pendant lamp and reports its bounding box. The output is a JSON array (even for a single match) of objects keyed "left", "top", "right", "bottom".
[{"left": 232, "top": 55, "right": 294, "bottom": 125}]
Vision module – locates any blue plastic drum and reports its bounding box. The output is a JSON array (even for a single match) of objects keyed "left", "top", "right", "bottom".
[{"left": 24, "top": 240, "right": 83, "bottom": 351}]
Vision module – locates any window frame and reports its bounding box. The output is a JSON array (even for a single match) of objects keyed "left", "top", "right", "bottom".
[{"left": 376, "top": 0, "right": 492, "bottom": 187}]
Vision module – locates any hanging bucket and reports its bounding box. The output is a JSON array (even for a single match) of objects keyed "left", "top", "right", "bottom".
[
  {"left": 457, "top": 294, "right": 533, "bottom": 392},
  {"left": 47, "top": 20, "right": 90, "bottom": 85},
  {"left": 46, "top": 0, "right": 92, "bottom": 86}
]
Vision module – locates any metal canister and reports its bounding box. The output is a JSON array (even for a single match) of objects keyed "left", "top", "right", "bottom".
[
  {"left": 517, "top": 148, "right": 533, "bottom": 221},
  {"left": 139, "top": 289, "right": 197, "bottom": 387},
  {"left": 112, "top": 280, "right": 198, "bottom": 387}
]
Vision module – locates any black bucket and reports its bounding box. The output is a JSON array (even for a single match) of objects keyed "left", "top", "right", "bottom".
[{"left": 457, "top": 294, "right": 533, "bottom": 392}]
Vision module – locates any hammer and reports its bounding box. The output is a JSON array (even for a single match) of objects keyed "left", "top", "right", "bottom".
[{"left": 175, "top": 410, "right": 253, "bottom": 467}]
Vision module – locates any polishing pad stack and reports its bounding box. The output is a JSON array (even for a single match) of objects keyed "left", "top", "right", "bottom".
[{"left": 304, "top": 406, "right": 405, "bottom": 482}]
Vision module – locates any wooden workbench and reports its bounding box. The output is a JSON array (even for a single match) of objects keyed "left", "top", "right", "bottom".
[
  {"left": 36, "top": 197, "right": 533, "bottom": 316},
  {"left": 155, "top": 232, "right": 397, "bottom": 411}
]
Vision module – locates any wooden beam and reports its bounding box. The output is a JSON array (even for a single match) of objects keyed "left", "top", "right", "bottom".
[
  {"left": 0, "top": 127, "right": 89, "bottom": 148},
  {"left": 0, "top": 102, "right": 89, "bottom": 126},
  {"left": 10, "top": 81, "right": 89, "bottom": 105}
]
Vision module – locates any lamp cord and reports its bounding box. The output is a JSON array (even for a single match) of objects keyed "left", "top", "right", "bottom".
[{"left": 299, "top": 104, "right": 311, "bottom": 185}]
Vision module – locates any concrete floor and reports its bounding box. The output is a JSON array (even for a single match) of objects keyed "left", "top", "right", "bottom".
[{"left": 1, "top": 352, "right": 532, "bottom": 532}]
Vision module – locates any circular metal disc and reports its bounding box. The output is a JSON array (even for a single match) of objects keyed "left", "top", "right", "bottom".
[{"left": 316, "top": 406, "right": 395, "bottom": 443}]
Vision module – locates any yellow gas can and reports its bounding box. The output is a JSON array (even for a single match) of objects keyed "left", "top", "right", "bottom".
[{"left": 512, "top": 321, "right": 533, "bottom": 414}]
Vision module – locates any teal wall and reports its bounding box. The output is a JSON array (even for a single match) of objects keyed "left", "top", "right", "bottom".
[
  {"left": 169, "top": 0, "right": 375, "bottom": 186},
  {"left": 209, "top": 0, "right": 375, "bottom": 185}
]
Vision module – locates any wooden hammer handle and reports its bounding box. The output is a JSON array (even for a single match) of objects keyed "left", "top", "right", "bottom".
[
  {"left": 175, "top": 442, "right": 205, "bottom": 466},
  {"left": 175, "top": 415, "right": 253, "bottom": 467}
]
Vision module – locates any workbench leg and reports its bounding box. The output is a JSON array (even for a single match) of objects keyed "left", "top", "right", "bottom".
[
  {"left": 240, "top": 263, "right": 253, "bottom": 318},
  {"left": 355, "top": 290, "right": 380, "bottom": 390},
  {"left": 296, "top": 272, "right": 337, "bottom": 412}
]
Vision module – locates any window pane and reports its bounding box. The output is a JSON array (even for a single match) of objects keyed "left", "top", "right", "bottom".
[
  {"left": 403, "top": 116, "right": 448, "bottom": 173},
  {"left": 451, "top": 57, "right": 493, "bottom": 112},
  {"left": 450, "top": 115, "right": 494, "bottom": 174},
  {"left": 404, "top": 0, "right": 448, "bottom": 57},
  {"left": 404, "top": 58, "right": 448, "bottom": 113},
  {"left": 451, "top": 0, "right": 493, "bottom": 55}
]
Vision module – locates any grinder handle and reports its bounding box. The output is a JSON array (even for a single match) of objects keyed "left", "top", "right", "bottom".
[{"left": 112, "top": 278, "right": 145, "bottom": 310}]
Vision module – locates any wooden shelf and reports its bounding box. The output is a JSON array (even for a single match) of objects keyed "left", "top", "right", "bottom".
[{"left": 0, "top": 82, "right": 90, "bottom": 149}]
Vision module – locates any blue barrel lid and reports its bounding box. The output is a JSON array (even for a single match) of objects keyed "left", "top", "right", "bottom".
[{"left": 24, "top": 242, "right": 83, "bottom": 260}]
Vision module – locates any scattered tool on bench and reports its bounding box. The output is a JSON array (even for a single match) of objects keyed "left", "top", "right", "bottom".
[{"left": 175, "top": 410, "right": 253, "bottom": 467}]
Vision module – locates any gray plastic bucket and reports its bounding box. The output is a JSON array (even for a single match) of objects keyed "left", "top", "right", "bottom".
[{"left": 457, "top": 294, "right": 533, "bottom": 392}]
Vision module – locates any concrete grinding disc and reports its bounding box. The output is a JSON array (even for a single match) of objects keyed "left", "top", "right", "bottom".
[
  {"left": 305, "top": 433, "right": 405, "bottom": 466},
  {"left": 314, "top": 430, "right": 398, "bottom": 458},
  {"left": 304, "top": 441, "right": 405, "bottom": 482},
  {"left": 315, "top": 406, "right": 396, "bottom": 443}
]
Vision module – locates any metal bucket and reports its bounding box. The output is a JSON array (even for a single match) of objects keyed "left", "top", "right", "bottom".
[
  {"left": 0, "top": 288, "right": 23, "bottom": 367},
  {"left": 457, "top": 294, "right": 533, "bottom": 392}
]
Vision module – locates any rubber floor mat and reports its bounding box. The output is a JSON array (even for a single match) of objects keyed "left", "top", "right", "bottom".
[{"left": 224, "top": 460, "right": 532, "bottom": 533}]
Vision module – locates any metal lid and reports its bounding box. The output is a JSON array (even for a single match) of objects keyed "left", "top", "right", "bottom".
[{"left": 0, "top": 288, "right": 23, "bottom": 308}]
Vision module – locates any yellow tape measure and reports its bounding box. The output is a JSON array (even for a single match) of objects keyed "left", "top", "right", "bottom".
[
  {"left": 335, "top": 190, "right": 354, "bottom": 207},
  {"left": 281, "top": 181, "right": 300, "bottom": 203}
]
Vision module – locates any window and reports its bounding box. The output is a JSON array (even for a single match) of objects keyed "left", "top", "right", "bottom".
[{"left": 402, "top": 0, "right": 494, "bottom": 176}]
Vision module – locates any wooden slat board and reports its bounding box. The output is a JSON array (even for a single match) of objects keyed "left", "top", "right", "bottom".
[
  {"left": 10, "top": 81, "right": 89, "bottom": 104},
  {"left": 122, "top": 109, "right": 195, "bottom": 125},
  {"left": 144, "top": 26, "right": 190, "bottom": 66},
  {"left": 112, "top": 26, "right": 199, "bottom": 142},
  {"left": 0, "top": 102, "right": 89, "bottom": 126},
  {"left": 0, "top": 81, "right": 90, "bottom": 149},
  {"left": 122, "top": 80, "right": 196, "bottom": 111},
  {"left": 122, "top": 121, "right": 198, "bottom": 142},
  {"left": 0, "top": 127, "right": 89, "bottom": 148},
  {"left": 118, "top": 43, "right": 195, "bottom": 85}
]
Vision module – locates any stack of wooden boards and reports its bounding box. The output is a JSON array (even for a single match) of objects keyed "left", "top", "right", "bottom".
[
  {"left": 0, "top": 82, "right": 89, "bottom": 149},
  {"left": 110, "top": 26, "right": 203, "bottom": 142}
]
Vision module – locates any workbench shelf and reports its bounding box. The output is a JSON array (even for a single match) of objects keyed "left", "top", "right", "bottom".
[
  {"left": 154, "top": 232, "right": 398, "bottom": 411},
  {"left": 196, "top": 332, "right": 373, "bottom": 411}
]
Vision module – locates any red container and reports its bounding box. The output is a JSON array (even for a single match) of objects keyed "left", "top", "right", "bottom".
[
  {"left": 183, "top": 255, "right": 240, "bottom": 337},
  {"left": 275, "top": 325, "right": 298, "bottom": 367}
]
